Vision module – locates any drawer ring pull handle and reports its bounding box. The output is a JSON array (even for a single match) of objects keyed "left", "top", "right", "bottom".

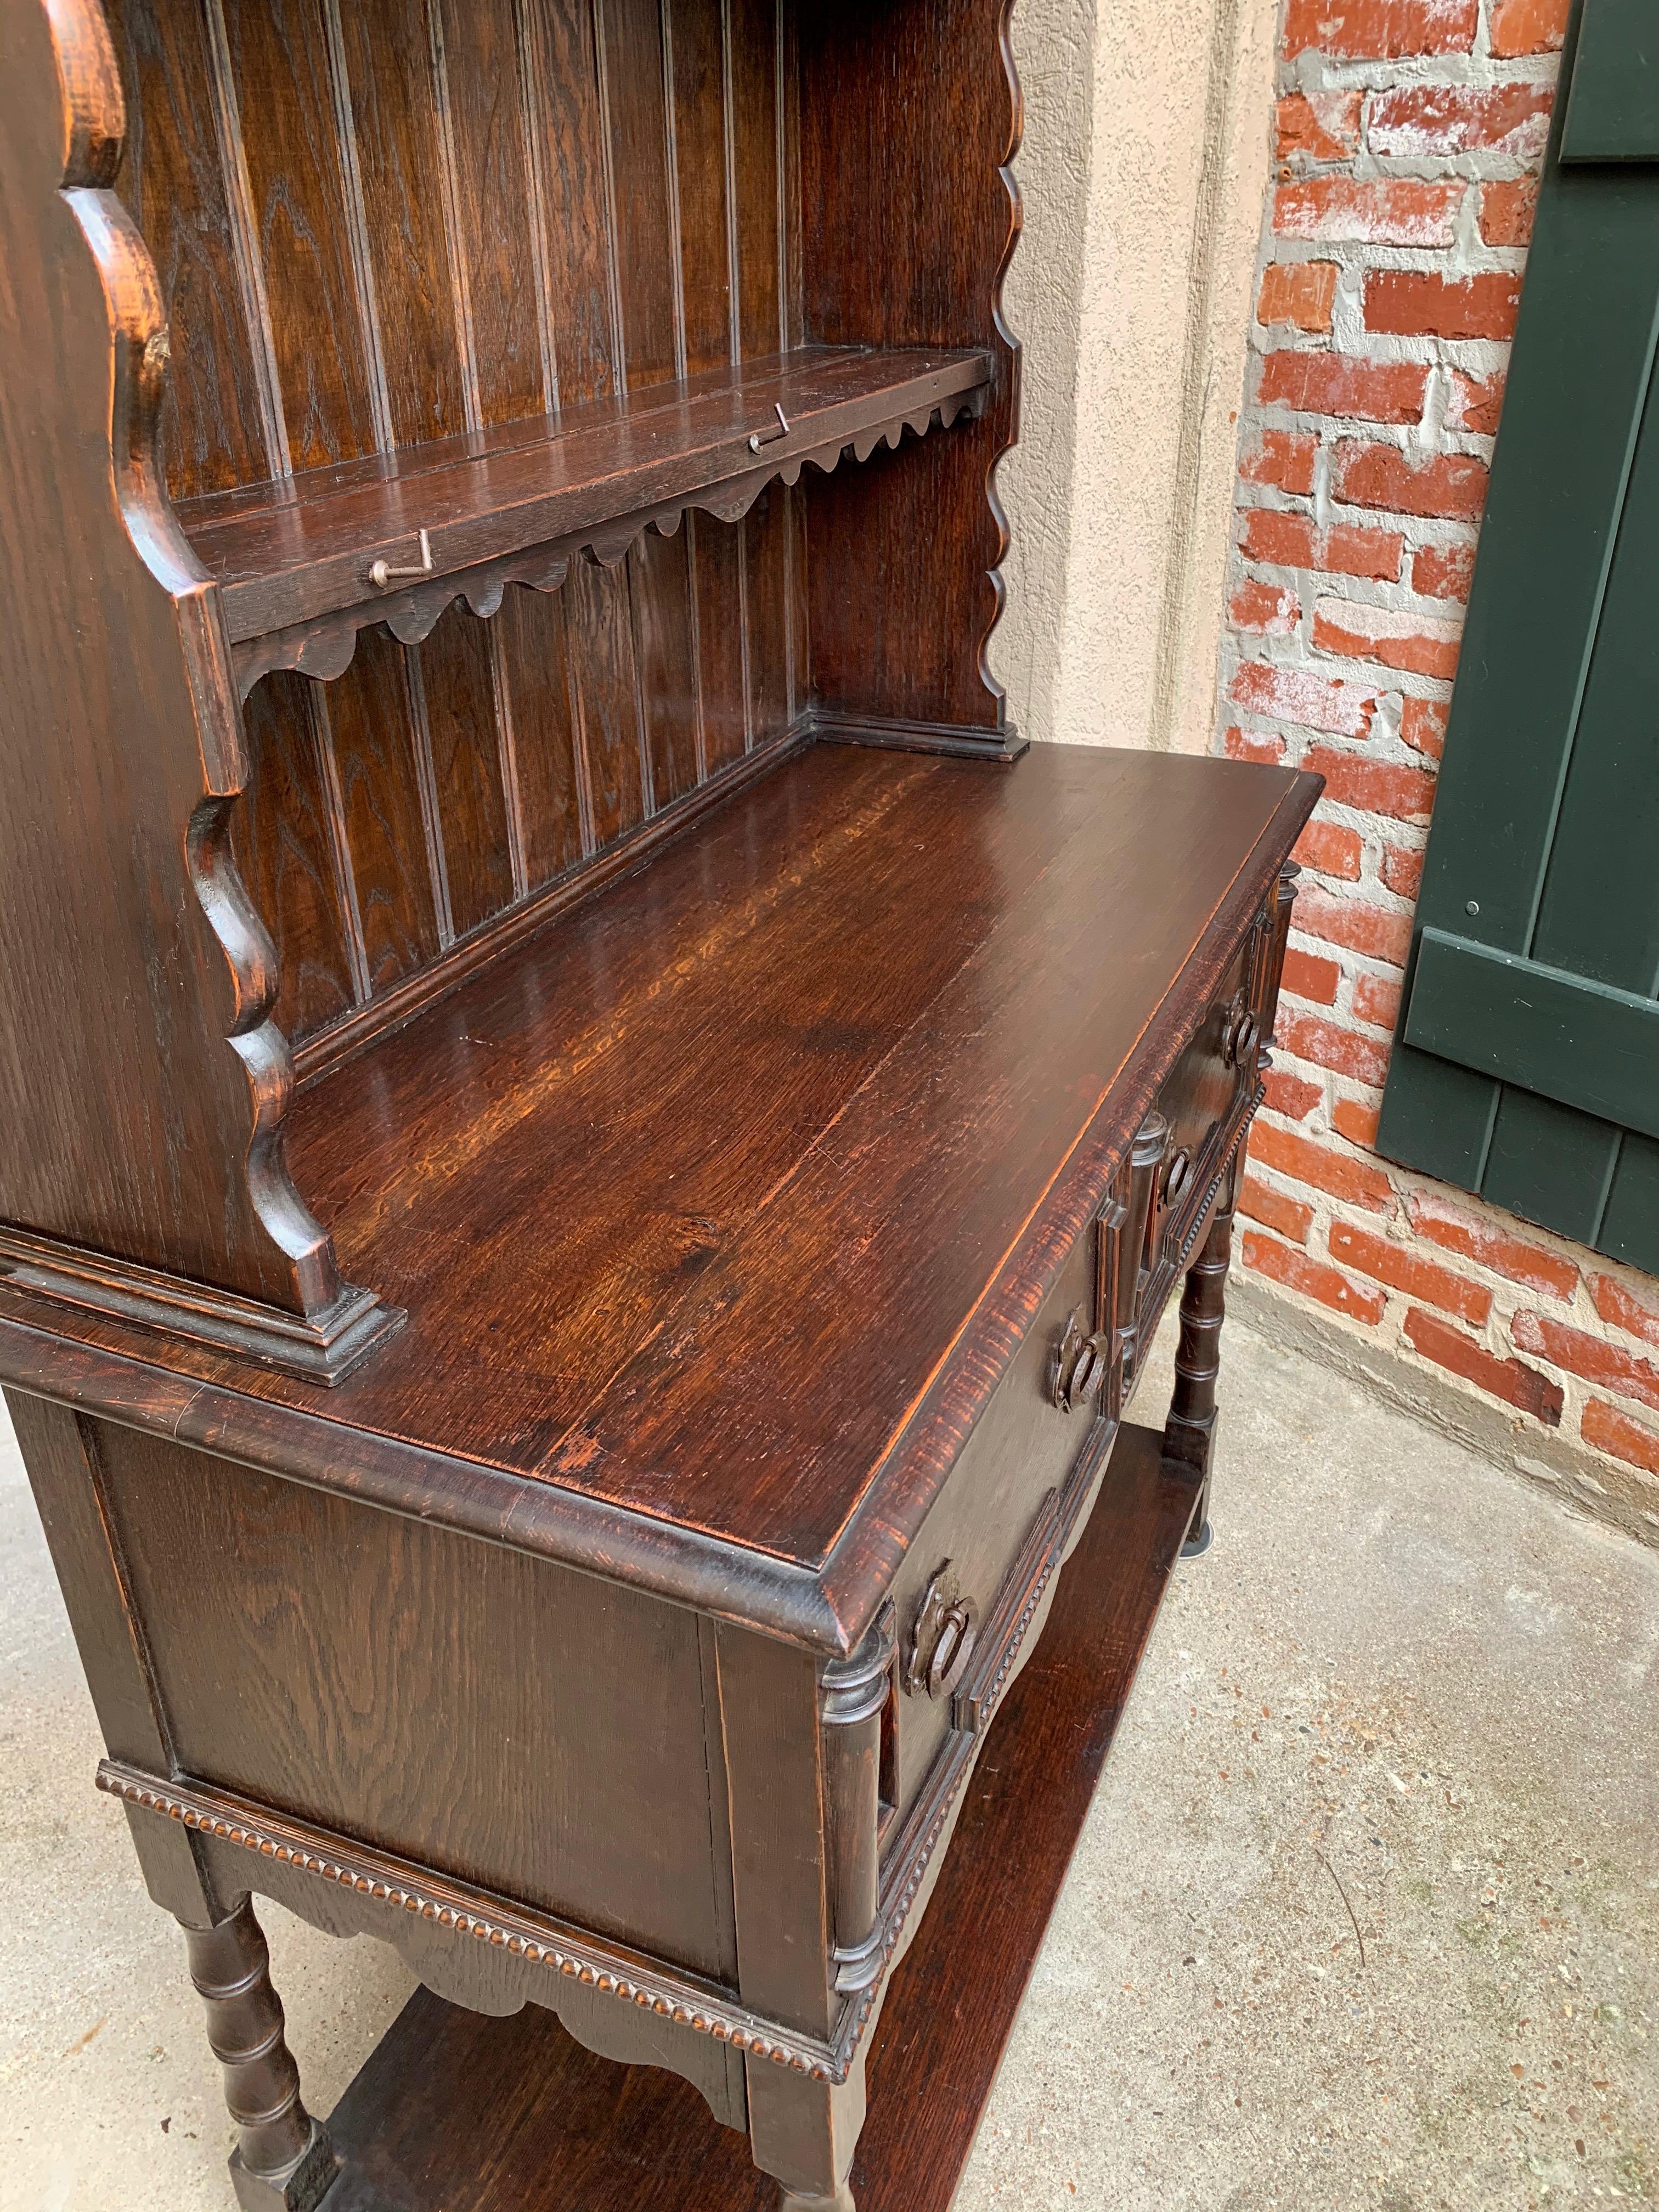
[
  {"left": 904, "top": 1567, "right": 981, "bottom": 1701},
  {"left": 1224, "top": 1005, "right": 1260, "bottom": 1071},
  {"left": 1164, "top": 1148, "right": 1193, "bottom": 1208},
  {"left": 927, "top": 1602, "right": 978, "bottom": 1701},
  {"left": 1050, "top": 1307, "right": 1111, "bottom": 1414}
]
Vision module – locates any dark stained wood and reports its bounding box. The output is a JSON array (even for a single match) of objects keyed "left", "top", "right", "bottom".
[
  {"left": 669, "top": 0, "right": 734, "bottom": 376},
  {"left": 183, "top": 1897, "right": 340, "bottom": 2212},
  {"left": 324, "top": 626, "right": 445, "bottom": 995},
  {"left": 692, "top": 510, "right": 752, "bottom": 770},
  {"left": 2, "top": 10, "right": 1324, "bottom": 2208},
  {"left": 92, "top": 1414, "right": 740, "bottom": 1978},
  {"left": 0, "top": 0, "right": 364, "bottom": 1330},
  {"left": 496, "top": 586, "right": 589, "bottom": 886},
  {"left": 177, "top": 347, "right": 988, "bottom": 645},
  {"left": 283, "top": 1425, "right": 1193, "bottom": 2212},
  {"left": 218, "top": 0, "right": 380, "bottom": 473},
  {"left": 407, "top": 606, "right": 517, "bottom": 939},
  {"left": 798, "top": 0, "right": 1019, "bottom": 744},
  {"left": 437, "top": 0, "right": 550, "bottom": 428},
  {"left": 600, "top": 0, "right": 680, "bottom": 392},
  {"left": 105, "top": 0, "right": 278, "bottom": 498},
  {"left": 729, "top": 0, "right": 783, "bottom": 362},
  {"left": 633, "top": 530, "right": 704, "bottom": 808},
  {"left": 522, "top": 0, "right": 618, "bottom": 408},
  {"left": 233, "top": 673, "right": 361, "bottom": 1039},
  {"left": 566, "top": 559, "right": 650, "bottom": 849},
  {"left": 332, "top": 0, "right": 471, "bottom": 450},
  {"left": 743, "top": 482, "right": 791, "bottom": 744},
  {"left": 0, "top": 743, "right": 1318, "bottom": 1639}
]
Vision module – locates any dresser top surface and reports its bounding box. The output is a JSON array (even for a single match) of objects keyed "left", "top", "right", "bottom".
[{"left": 0, "top": 740, "right": 1314, "bottom": 1643}]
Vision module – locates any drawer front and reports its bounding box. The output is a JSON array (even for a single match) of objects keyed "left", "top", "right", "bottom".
[
  {"left": 1143, "top": 936, "right": 1260, "bottom": 1277},
  {"left": 883, "top": 889, "right": 1282, "bottom": 1843},
  {"left": 885, "top": 1222, "right": 1103, "bottom": 1824}
]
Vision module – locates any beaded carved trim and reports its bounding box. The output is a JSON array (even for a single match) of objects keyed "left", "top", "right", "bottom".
[{"left": 99, "top": 1761, "right": 847, "bottom": 2082}]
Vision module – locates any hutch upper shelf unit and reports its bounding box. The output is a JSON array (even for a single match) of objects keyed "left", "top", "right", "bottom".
[
  {"left": 0, "top": 0, "right": 1319, "bottom": 2208},
  {"left": 0, "top": 0, "right": 1019, "bottom": 1380}
]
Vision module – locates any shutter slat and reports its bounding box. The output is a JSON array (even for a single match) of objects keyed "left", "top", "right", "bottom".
[
  {"left": 1379, "top": 0, "right": 1659, "bottom": 1274},
  {"left": 1406, "top": 931, "right": 1659, "bottom": 1141}
]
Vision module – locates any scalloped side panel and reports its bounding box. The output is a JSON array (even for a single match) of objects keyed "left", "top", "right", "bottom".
[
  {"left": 793, "top": 0, "right": 1023, "bottom": 737},
  {"left": 0, "top": 0, "right": 370, "bottom": 1344}
]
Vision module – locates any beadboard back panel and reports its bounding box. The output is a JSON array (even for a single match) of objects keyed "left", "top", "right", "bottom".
[{"left": 106, "top": 0, "right": 806, "bottom": 1059}]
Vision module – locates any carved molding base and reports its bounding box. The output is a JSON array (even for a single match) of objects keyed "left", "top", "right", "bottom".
[
  {"left": 0, "top": 1227, "right": 402, "bottom": 1385},
  {"left": 99, "top": 1760, "right": 848, "bottom": 2081}
]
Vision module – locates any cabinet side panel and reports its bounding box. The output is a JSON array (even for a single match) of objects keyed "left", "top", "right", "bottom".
[
  {"left": 796, "top": 0, "right": 1018, "bottom": 735},
  {"left": 0, "top": 0, "right": 312, "bottom": 1309},
  {"left": 92, "top": 1420, "right": 736, "bottom": 1983}
]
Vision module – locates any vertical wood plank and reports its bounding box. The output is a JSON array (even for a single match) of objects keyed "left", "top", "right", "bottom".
[
  {"left": 322, "top": 0, "right": 397, "bottom": 456},
  {"left": 435, "top": 0, "right": 550, "bottom": 427},
  {"left": 787, "top": 478, "right": 809, "bottom": 724},
  {"left": 218, "top": 0, "right": 380, "bottom": 471},
  {"left": 234, "top": 675, "right": 358, "bottom": 1043},
  {"left": 631, "top": 532, "right": 702, "bottom": 809},
  {"left": 411, "top": 607, "right": 517, "bottom": 938},
  {"left": 521, "top": 0, "right": 617, "bottom": 406},
  {"left": 778, "top": 0, "right": 802, "bottom": 349},
  {"left": 488, "top": 623, "right": 532, "bottom": 900},
  {"left": 742, "top": 482, "right": 789, "bottom": 746},
  {"left": 307, "top": 685, "right": 374, "bottom": 1007},
  {"left": 403, "top": 648, "right": 459, "bottom": 949},
  {"left": 326, "top": 628, "right": 444, "bottom": 995},
  {"left": 332, "top": 0, "right": 471, "bottom": 447},
  {"left": 567, "top": 563, "right": 648, "bottom": 849},
  {"left": 692, "top": 515, "right": 749, "bottom": 771},
  {"left": 668, "top": 0, "right": 732, "bottom": 376},
  {"left": 105, "top": 0, "right": 276, "bottom": 499},
  {"left": 497, "top": 590, "right": 586, "bottom": 889},
  {"left": 597, "top": 0, "right": 679, "bottom": 391},
  {"left": 512, "top": 0, "right": 563, "bottom": 409},
  {"left": 727, "top": 0, "right": 779, "bottom": 362}
]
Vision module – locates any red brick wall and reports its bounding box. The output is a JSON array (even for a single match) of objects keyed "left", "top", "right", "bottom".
[{"left": 1217, "top": 0, "right": 1659, "bottom": 1538}]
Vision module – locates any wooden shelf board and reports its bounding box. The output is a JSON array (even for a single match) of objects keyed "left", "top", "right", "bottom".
[
  {"left": 314, "top": 1420, "right": 1199, "bottom": 2212},
  {"left": 178, "top": 347, "right": 990, "bottom": 646}
]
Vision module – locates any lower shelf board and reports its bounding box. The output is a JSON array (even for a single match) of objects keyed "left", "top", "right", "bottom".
[{"left": 318, "top": 1420, "right": 1199, "bottom": 2212}]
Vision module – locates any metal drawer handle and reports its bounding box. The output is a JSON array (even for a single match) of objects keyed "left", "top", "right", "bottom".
[
  {"left": 927, "top": 1601, "right": 978, "bottom": 1700},
  {"left": 1163, "top": 1148, "right": 1193, "bottom": 1208},
  {"left": 1224, "top": 1003, "right": 1260, "bottom": 1071},
  {"left": 1050, "top": 1306, "right": 1110, "bottom": 1414},
  {"left": 904, "top": 1566, "right": 980, "bottom": 1701}
]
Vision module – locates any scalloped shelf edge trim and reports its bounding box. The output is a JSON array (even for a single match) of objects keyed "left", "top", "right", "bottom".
[{"left": 231, "top": 396, "right": 982, "bottom": 699}]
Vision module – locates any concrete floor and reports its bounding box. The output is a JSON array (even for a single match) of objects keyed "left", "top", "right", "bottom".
[{"left": 2, "top": 1311, "right": 1656, "bottom": 2211}]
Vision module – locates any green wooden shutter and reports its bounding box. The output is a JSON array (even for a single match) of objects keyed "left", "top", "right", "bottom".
[{"left": 1377, "top": 0, "right": 1659, "bottom": 1272}]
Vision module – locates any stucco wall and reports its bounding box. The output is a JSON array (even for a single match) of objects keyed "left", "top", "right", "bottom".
[{"left": 993, "top": 0, "right": 1280, "bottom": 753}]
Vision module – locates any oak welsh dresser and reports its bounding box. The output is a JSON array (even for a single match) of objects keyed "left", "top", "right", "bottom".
[{"left": 0, "top": 1, "right": 1320, "bottom": 2205}]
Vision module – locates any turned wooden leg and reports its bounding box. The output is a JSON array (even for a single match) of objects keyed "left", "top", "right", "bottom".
[
  {"left": 182, "top": 1895, "right": 338, "bottom": 2212},
  {"left": 1164, "top": 1169, "right": 1237, "bottom": 1559}
]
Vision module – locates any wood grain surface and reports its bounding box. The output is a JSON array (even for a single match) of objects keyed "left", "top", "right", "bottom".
[
  {"left": 311, "top": 1421, "right": 1195, "bottom": 2212},
  {"left": 0, "top": 743, "right": 1317, "bottom": 1642}
]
